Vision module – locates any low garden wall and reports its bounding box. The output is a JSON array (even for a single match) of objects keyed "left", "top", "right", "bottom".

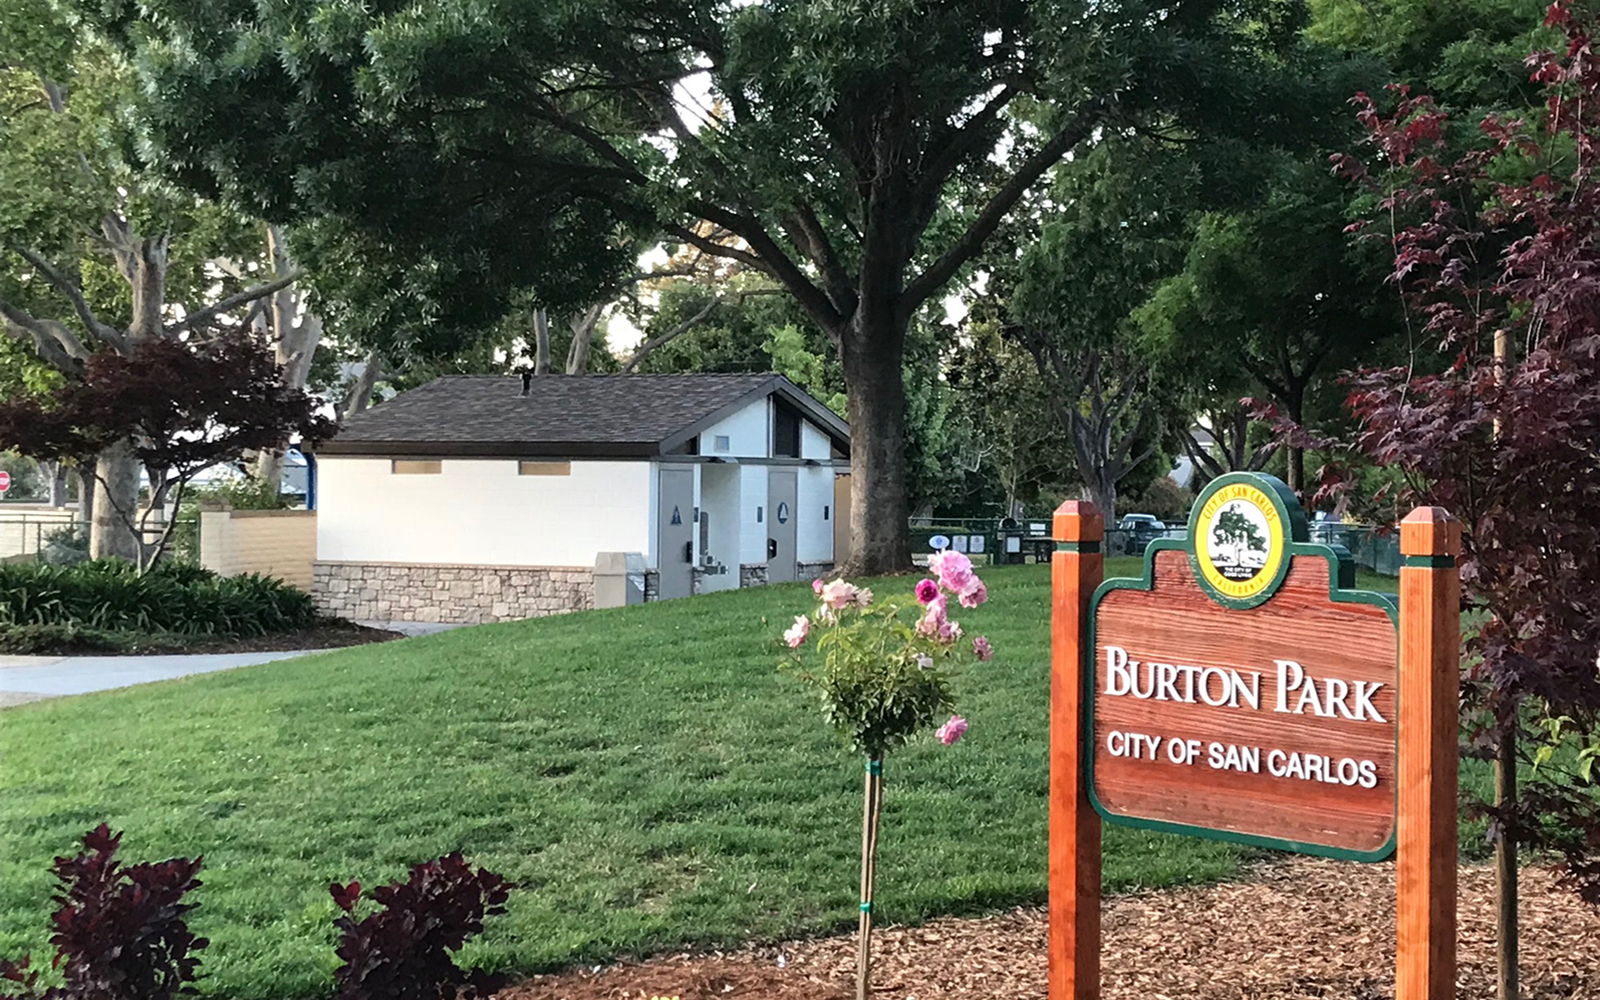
[
  {"left": 312, "top": 561, "right": 594, "bottom": 624},
  {"left": 199, "top": 508, "right": 316, "bottom": 588}
]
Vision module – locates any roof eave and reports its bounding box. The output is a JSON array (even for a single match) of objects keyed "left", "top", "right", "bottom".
[{"left": 311, "top": 440, "right": 662, "bottom": 459}]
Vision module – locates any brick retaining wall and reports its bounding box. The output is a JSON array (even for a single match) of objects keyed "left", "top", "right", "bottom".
[{"left": 313, "top": 561, "right": 593, "bottom": 624}]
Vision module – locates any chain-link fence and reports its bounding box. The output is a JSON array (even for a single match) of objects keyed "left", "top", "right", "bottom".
[
  {"left": 1311, "top": 523, "right": 1402, "bottom": 577},
  {"left": 906, "top": 514, "right": 1401, "bottom": 577}
]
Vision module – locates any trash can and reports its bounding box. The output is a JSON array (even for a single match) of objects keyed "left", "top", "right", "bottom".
[{"left": 594, "top": 552, "right": 647, "bottom": 608}]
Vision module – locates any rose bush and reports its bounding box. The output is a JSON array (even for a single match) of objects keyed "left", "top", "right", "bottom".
[{"left": 780, "top": 549, "right": 995, "bottom": 1000}]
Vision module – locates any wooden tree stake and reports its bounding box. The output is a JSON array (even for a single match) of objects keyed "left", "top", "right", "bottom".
[
  {"left": 1050, "top": 500, "right": 1103, "bottom": 1000},
  {"left": 1397, "top": 507, "right": 1461, "bottom": 1000},
  {"left": 857, "top": 758, "right": 883, "bottom": 1000}
]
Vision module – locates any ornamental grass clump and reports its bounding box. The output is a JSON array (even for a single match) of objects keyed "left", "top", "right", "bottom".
[{"left": 781, "top": 551, "right": 994, "bottom": 1000}]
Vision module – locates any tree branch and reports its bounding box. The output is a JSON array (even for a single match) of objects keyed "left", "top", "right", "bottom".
[
  {"left": 1182, "top": 426, "right": 1226, "bottom": 482},
  {"left": 0, "top": 298, "right": 91, "bottom": 370},
  {"left": 622, "top": 296, "right": 722, "bottom": 373},
  {"left": 911, "top": 84, "right": 1017, "bottom": 220},
  {"left": 684, "top": 200, "right": 844, "bottom": 332},
  {"left": 903, "top": 99, "right": 1109, "bottom": 313},
  {"left": 166, "top": 271, "right": 303, "bottom": 334},
  {"left": 784, "top": 201, "right": 859, "bottom": 316},
  {"left": 665, "top": 224, "right": 772, "bottom": 275},
  {"left": 621, "top": 288, "right": 784, "bottom": 373},
  {"left": 11, "top": 246, "right": 128, "bottom": 351}
]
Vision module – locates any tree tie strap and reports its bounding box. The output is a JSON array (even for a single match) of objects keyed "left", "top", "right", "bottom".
[
  {"left": 860, "top": 902, "right": 873, "bottom": 913},
  {"left": 865, "top": 759, "right": 883, "bottom": 775}
]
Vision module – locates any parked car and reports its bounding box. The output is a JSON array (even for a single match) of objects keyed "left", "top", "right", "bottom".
[{"left": 1116, "top": 513, "right": 1167, "bottom": 555}]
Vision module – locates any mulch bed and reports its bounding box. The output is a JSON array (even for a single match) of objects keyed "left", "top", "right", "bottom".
[
  {"left": 500, "top": 859, "right": 1600, "bottom": 1000},
  {"left": 1, "top": 621, "right": 402, "bottom": 657},
  {"left": 131, "top": 621, "right": 404, "bottom": 655}
]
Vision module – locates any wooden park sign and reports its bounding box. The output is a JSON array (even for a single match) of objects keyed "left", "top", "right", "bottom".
[{"left": 1050, "top": 473, "right": 1461, "bottom": 1000}]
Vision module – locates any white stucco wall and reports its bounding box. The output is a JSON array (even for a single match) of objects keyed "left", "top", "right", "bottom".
[
  {"left": 699, "top": 401, "right": 771, "bottom": 458},
  {"left": 739, "top": 464, "right": 769, "bottom": 566},
  {"left": 801, "top": 420, "right": 833, "bottom": 460},
  {"left": 317, "top": 457, "right": 651, "bottom": 567},
  {"left": 796, "top": 465, "right": 836, "bottom": 563}
]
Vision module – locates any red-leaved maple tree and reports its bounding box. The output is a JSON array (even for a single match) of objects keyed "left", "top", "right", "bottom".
[
  {"left": 1326, "top": 1, "right": 1600, "bottom": 919},
  {"left": 0, "top": 332, "right": 334, "bottom": 569}
]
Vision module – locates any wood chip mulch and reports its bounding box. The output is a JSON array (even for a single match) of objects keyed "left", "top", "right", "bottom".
[{"left": 498, "top": 860, "right": 1600, "bottom": 1000}]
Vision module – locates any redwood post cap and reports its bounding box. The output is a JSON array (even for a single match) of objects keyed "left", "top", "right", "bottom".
[
  {"left": 1399, "top": 506, "right": 1462, "bottom": 557},
  {"left": 1054, "top": 500, "right": 1104, "bottom": 542}
]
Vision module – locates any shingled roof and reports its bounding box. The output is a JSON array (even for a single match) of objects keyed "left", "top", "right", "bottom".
[{"left": 316, "top": 373, "right": 851, "bottom": 458}]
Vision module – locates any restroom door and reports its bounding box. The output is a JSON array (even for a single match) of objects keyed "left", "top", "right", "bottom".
[
  {"left": 657, "top": 467, "right": 694, "bottom": 599},
  {"left": 767, "top": 468, "right": 798, "bottom": 583}
]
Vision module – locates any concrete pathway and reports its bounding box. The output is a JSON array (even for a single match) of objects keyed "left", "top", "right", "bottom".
[
  {"left": 355, "top": 620, "right": 464, "bottom": 637},
  {"left": 0, "top": 649, "right": 327, "bottom": 706}
]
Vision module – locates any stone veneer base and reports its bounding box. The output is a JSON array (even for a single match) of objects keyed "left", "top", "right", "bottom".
[
  {"left": 313, "top": 561, "right": 594, "bottom": 624},
  {"left": 797, "top": 561, "right": 835, "bottom": 582}
]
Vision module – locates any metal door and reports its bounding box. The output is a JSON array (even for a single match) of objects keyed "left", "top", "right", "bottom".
[
  {"left": 767, "top": 469, "right": 798, "bottom": 582},
  {"left": 657, "top": 467, "right": 694, "bottom": 599}
]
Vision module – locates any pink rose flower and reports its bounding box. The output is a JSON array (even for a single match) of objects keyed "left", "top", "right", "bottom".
[
  {"left": 931, "top": 550, "right": 974, "bottom": 594},
  {"left": 972, "top": 636, "right": 993, "bottom": 661},
  {"left": 853, "top": 587, "right": 874, "bottom": 608},
  {"left": 915, "top": 593, "right": 948, "bottom": 636},
  {"left": 938, "top": 618, "right": 963, "bottom": 644},
  {"left": 914, "top": 578, "right": 940, "bottom": 605},
  {"left": 957, "top": 577, "right": 988, "bottom": 609},
  {"left": 821, "top": 579, "right": 859, "bottom": 610},
  {"left": 783, "top": 615, "right": 811, "bottom": 648},
  {"left": 813, "top": 578, "right": 826, "bottom": 596},
  {"left": 937, "top": 715, "right": 968, "bottom": 745}
]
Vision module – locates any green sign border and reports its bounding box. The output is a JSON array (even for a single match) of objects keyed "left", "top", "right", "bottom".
[
  {"left": 1184, "top": 471, "right": 1308, "bottom": 610},
  {"left": 1086, "top": 473, "right": 1399, "bottom": 863}
]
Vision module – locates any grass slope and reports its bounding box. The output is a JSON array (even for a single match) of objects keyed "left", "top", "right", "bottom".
[{"left": 0, "top": 561, "right": 1390, "bottom": 999}]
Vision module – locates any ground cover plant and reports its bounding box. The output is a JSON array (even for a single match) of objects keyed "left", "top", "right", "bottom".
[
  {"left": 0, "top": 824, "right": 207, "bottom": 1000},
  {"left": 0, "top": 560, "right": 317, "bottom": 649},
  {"left": 0, "top": 826, "right": 508, "bottom": 1000},
  {"left": 0, "top": 561, "right": 1255, "bottom": 999}
]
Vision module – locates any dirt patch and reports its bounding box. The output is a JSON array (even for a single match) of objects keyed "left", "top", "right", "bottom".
[{"left": 499, "top": 859, "right": 1599, "bottom": 1000}]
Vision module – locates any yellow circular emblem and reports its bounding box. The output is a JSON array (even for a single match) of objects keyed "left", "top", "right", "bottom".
[{"left": 1193, "top": 482, "right": 1286, "bottom": 603}]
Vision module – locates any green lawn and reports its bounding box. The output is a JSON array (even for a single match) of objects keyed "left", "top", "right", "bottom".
[{"left": 0, "top": 559, "right": 1396, "bottom": 999}]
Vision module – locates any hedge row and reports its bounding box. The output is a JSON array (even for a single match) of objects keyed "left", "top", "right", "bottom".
[{"left": 0, "top": 560, "right": 316, "bottom": 636}]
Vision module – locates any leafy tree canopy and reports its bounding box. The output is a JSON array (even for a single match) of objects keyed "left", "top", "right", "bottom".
[{"left": 93, "top": 0, "right": 1312, "bottom": 572}]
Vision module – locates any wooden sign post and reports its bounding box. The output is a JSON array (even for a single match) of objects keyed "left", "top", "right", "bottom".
[{"left": 1049, "top": 474, "right": 1460, "bottom": 1000}]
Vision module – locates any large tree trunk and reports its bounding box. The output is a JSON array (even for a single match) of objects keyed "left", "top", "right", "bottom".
[
  {"left": 1083, "top": 473, "right": 1117, "bottom": 528},
  {"left": 566, "top": 305, "right": 603, "bottom": 375},
  {"left": 45, "top": 461, "right": 66, "bottom": 507},
  {"left": 90, "top": 439, "right": 142, "bottom": 563},
  {"left": 338, "top": 352, "right": 382, "bottom": 421},
  {"left": 533, "top": 308, "right": 551, "bottom": 375},
  {"left": 1067, "top": 413, "right": 1120, "bottom": 525},
  {"left": 92, "top": 224, "right": 169, "bottom": 561},
  {"left": 254, "top": 226, "right": 323, "bottom": 488},
  {"left": 77, "top": 468, "right": 94, "bottom": 531},
  {"left": 839, "top": 315, "right": 911, "bottom": 576},
  {"left": 1283, "top": 384, "right": 1307, "bottom": 495}
]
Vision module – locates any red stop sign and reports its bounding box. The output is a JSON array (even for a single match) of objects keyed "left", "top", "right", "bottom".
[{"left": 0, "top": 470, "right": 10, "bottom": 495}]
